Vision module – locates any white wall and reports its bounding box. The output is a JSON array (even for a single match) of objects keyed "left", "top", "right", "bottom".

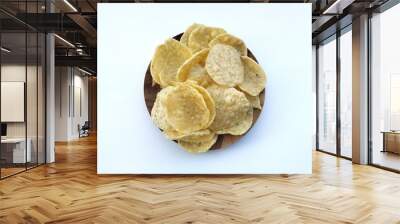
[
  {"left": 55, "top": 67, "right": 69, "bottom": 141},
  {"left": 55, "top": 67, "right": 89, "bottom": 141},
  {"left": 69, "top": 72, "right": 89, "bottom": 138}
]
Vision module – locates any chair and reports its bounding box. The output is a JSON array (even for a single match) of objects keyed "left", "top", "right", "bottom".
[{"left": 79, "top": 121, "right": 90, "bottom": 138}]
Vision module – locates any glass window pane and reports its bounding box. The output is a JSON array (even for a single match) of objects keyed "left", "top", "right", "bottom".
[
  {"left": 0, "top": 1, "right": 46, "bottom": 179},
  {"left": 1, "top": 32, "right": 27, "bottom": 177},
  {"left": 340, "top": 29, "right": 352, "bottom": 158},
  {"left": 371, "top": 4, "right": 400, "bottom": 171},
  {"left": 318, "top": 37, "right": 337, "bottom": 154}
]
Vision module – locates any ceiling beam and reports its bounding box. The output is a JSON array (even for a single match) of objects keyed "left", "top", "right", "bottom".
[
  {"left": 55, "top": 55, "right": 96, "bottom": 70},
  {"left": 323, "top": 0, "right": 356, "bottom": 14},
  {"left": 12, "top": 13, "right": 83, "bottom": 32},
  {"left": 312, "top": 14, "right": 352, "bottom": 44},
  {"left": 312, "top": 15, "right": 335, "bottom": 33},
  {"left": 67, "top": 13, "right": 97, "bottom": 39}
]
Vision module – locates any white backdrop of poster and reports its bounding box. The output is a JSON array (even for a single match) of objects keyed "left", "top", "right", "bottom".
[{"left": 98, "top": 3, "right": 312, "bottom": 174}]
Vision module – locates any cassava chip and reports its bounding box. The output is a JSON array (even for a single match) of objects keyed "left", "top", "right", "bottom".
[
  {"left": 206, "top": 44, "right": 244, "bottom": 87},
  {"left": 149, "top": 23, "right": 268, "bottom": 153},
  {"left": 188, "top": 65, "right": 214, "bottom": 87},
  {"left": 150, "top": 45, "right": 164, "bottom": 85},
  {"left": 187, "top": 82, "right": 216, "bottom": 127},
  {"left": 177, "top": 48, "right": 213, "bottom": 86},
  {"left": 164, "top": 129, "right": 214, "bottom": 143},
  {"left": 180, "top": 23, "right": 205, "bottom": 47},
  {"left": 238, "top": 56, "right": 266, "bottom": 96},
  {"left": 207, "top": 85, "right": 253, "bottom": 135},
  {"left": 209, "top": 33, "right": 247, "bottom": 56},
  {"left": 178, "top": 134, "right": 218, "bottom": 153},
  {"left": 163, "top": 129, "right": 209, "bottom": 140},
  {"left": 188, "top": 26, "right": 226, "bottom": 53},
  {"left": 164, "top": 83, "right": 210, "bottom": 133},
  {"left": 181, "top": 130, "right": 215, "bottom": 143},
  {"left": 151, "top": 38, "right": 192, "bottom": 87},
  {"left": 245, "top": 93, "right": 262, "bottom": 110},
  {"left": 163, "top": 129, "right": 188, "bottom": 140},
  {"left": 151, "top": 86, "right": 174, "bottom": 130}
]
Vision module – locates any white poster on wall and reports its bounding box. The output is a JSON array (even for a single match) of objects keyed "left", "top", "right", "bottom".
[
  {"left": 1, "top": 82, "right": 25, "bottom": 122},
  {"left": 98, "top": 3, "right": 312, "bottom": 174}
]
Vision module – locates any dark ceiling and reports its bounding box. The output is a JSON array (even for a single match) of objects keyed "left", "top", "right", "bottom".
[{"left": 0, "top": 0, "right": 393, "bottom": 74}]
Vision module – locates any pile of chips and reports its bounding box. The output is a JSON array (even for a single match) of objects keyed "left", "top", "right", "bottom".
[{"left": 150, "top": 23, "right": 267, "bottom": 153}]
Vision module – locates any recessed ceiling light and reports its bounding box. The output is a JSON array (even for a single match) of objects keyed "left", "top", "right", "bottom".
[
  {"left": 63, "top": 0, "right": 78, "bottom": 12},
  {"left": 1, "top": 47, "right": 11, "bottom": 53},
  {"left": 78, "top": 67, "right": 93, "bottom": 76},
  {"left": 54, "top": 34, "right": 75, "bottom": 48}
]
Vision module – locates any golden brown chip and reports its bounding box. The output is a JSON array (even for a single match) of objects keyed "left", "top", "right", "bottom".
[
  {"left": 188, "top": 66, "right": 214, "bottom": 87},
  {"left": 217, "top": 116, "right": 253, "bottom": 136},
  {"left": 209, "top": 33, "right": 247, "bottom": 56},
  {"left": 150, "top": 44, "right": 165, "bottom": 85},
  {"left": 186, "top": 82, "right": 216, "bottom": 127},
  {"left": 206, "top": 44, "right": 244, "bottom": 87},
  {"left": 151, "top": 38, "right": 192, "bottom": 87},
  {"left": 180, "top": 23, "right": 205, "bottom": 47},
  {"left": 178, "top": 134, "right": 218, "bottom": 153},
  {"left": 177, "top": 48, "right": 212, "bottom": 86},
  {"left": 163, "top": 129, "right": 214, "bottom": 142},
  {"left": 188, "top": 26, "right": 226, "bottom": 53},
  {"left": 245, "top": 93, "right": 262, "bottom": 110},
  {"left": 164, "top": 83, "right": 210, "bottom": 134},
  {"left": 163, "top": 129, "right": 187, "bottom": 140},
  {"left": 238, "top": 56, "right": 267, "bottom": 96},
  {"left": 151, "top": 86, "right": 174, "bottom": 130},
  {"left": 149, "top": 24, "right": 267, "bottom": 152},
  {"left": 207, "top": 85, "right": 253, "bottom": 135},
  {"left": 181, "top": 131, "right": 215, "bottom": 143}
]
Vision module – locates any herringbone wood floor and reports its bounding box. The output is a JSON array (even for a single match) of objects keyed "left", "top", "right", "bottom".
[{"left": 1, "top": 135, "right": 400, "bottom": 224}]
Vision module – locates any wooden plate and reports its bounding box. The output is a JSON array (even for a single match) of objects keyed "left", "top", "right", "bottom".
[{"left": 144, "top": 33, "right": 265, "bottom": 150}]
